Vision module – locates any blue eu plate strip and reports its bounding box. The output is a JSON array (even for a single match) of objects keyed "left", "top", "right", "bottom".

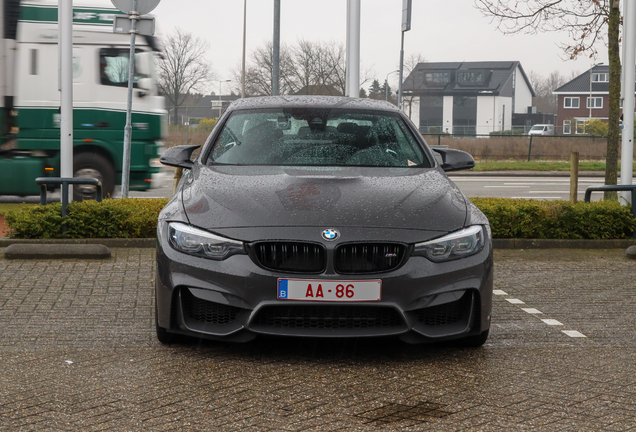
[{"left": 278, "top": 279, "right": 288, "bottom": 299}]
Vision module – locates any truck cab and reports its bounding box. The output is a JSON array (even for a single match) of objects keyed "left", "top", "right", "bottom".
[{"left": 1, "top": 0, "right": 166, "bottom": 200}]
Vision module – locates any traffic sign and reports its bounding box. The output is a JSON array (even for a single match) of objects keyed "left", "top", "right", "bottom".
[
  {"left": 113, "top": 15, "right": 155, "bottom": 36},
  {"left": 111, "top": 0, "right": 160, "bottom": 15}
]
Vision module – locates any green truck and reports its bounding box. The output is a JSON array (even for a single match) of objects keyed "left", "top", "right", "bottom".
[{"left": 1, "top": 0, "right": 166, "bottom": 200}]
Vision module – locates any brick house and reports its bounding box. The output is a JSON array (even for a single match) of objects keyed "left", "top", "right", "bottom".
[{"left": 553, "top": 64, "right": 618, "bottom": 134}]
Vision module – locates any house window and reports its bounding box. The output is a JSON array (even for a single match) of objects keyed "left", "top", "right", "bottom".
[
  {"left": 575, "top": 120, "right": 586, "bottom": 135},
  {"left": 563, "top": 120, "right": 571, "bottom": 135},
  {"left": 586, "top": 97, "right": 603, "bottom": 109},
  {"left": 564, "top": 97, "right": 580, "bottom": 109},
  {"left": 424, "top": 72, "right": 450, "bottom": 84},
  {"left": 457, "top": 71, "right": 484, "bottom": 84},
  {"left": 592, "top": 73, "right": 609, "bottom": 82},
  {"left": 30, "top": 49, "right": 37, "bottom": 75}
]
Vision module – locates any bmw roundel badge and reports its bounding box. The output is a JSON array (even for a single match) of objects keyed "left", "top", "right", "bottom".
[{"left": 322, "top": 228, "right": 340, "bottom": 241}]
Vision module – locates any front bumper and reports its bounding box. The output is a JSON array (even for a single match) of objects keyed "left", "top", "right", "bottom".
[{"left": 155, "top": 232, "right": 493, "bottom": 344}]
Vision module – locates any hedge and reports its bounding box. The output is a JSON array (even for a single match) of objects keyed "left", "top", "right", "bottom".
[
  {"left": 471, "top": 198, "right": 635, "bottom": 239},
  {"left": 5, "top": 198, "right": 169, "bottom": 239},
  {"left": 4, "top": 197, "right": 635, "bottom": 240}
]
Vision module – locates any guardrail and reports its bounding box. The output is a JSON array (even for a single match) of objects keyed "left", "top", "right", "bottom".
[
  {"left": 584, "top": 185, "right": 636, "bottom": 239},
  {"left": 35, "top": 177, "right": 102, "bottom": 218}
]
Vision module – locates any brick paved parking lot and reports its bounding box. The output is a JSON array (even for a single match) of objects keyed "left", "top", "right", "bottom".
[{"left": 0, "top": 248, "right": 635, "bottom": 431}]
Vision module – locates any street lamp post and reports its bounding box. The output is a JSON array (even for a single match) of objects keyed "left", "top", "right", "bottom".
[{"left": 385, "top": 70, "right": 399, "bottom": 101}]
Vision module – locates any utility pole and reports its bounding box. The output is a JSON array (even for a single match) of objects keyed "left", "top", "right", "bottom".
[
  {"left": 621, "top": 0, "right": 635, "bottom": 204},
  {"left": 241, "top": 0, "right": 247, "bottom": 98},
  {"left": 59, "top": 0, "right": 73, "bottom": 199},
  {"left": 345, "top": 0, "right": 360, "bottom": 97},
  {"left": 272, "top": 0, "right": 280, "bottom": 96},
  {"left": 398, "top": 0, "right": 412, "bottom": 110}
]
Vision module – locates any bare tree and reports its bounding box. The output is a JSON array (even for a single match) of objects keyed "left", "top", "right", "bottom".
[
  {"left": 474, "top": 0, "right": 621, "bottom": 197},
  {"left": 529, "top": 70, "right": 568, "bottom": 114},
  {"left": 236, "top": 40, "right": 372, "bottom": 97},
  {"left": 158, "top": 29, "right": 214, "bottom": 125},
  {"left": 400, "top": 53, "right": 426, "bottom": 119},
  {"left": 231, "top": 42, "right": 296, "bottom": 96}
]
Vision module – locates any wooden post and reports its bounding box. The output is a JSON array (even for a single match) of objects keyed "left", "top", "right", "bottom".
[{"left": 570, "top": 151, "right": 579, "bottom": 203}]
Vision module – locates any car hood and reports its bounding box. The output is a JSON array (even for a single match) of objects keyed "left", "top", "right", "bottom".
[{"left": 181, "top": 165, "right": 468, "bottom": 232}]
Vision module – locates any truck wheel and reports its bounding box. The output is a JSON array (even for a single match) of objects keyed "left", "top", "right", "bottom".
[{"left": 73, "top": 152, "right": 115, "bottom": 201}]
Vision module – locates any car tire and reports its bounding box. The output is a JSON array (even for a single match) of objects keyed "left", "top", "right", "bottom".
[
  {"left": 456, "top": 330, "right": 489, "bottom": 348},
  {"left": 73, "top": 152, "right": 115, "bottom": 201}
]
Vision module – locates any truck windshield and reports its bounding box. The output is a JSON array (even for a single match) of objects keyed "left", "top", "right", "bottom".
[{"left": 208, "top": 108, "right": 430, "bottom": 168}]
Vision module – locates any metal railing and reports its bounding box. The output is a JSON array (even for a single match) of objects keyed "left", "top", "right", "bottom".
[
  {"left": 584, "top": 185, "right": 636, "bottom": 238},
  {"left": 35, "top": 177, "right": 102, "bottom": 218}
]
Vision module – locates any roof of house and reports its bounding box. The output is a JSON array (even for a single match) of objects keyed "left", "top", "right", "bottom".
[
  {"left": 402, "top": 61, "right": 535, "bottom": 97},
  {"left": 553, "top": 65, "right": 609, "bottom": 94},
  {"left": 187, "top": 94, "right": 241, "bottom": 119}
]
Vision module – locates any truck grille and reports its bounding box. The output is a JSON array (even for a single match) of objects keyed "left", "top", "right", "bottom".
[
  {"left": 252, "top": 242, "right": 326, "bottom": 273},
  {"left": 335, "top": 243, "right": 406, "bottom": 274},
  {"left": 252, "top": 305, "right": 404, "bottom": 329}
]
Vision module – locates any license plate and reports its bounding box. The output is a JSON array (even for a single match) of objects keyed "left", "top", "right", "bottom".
[{"left": 277, "top": 278, "right": 381, "bottom": 302}]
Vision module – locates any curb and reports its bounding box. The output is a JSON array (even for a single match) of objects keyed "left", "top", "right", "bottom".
[
  {"left": 4, "top": 243, "right": 111, "bottom": 259},
  {"left": 0, "top": 238, "right": 156, "bottom": 248},
  {"left": 1, "top": 238, "right": 635, "bottom": 250},
  {"left": 492, "top": 239, "right": 636, "bottom": 249}
]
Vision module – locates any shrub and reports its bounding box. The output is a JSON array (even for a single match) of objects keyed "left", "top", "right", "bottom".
[
  {"left": 197, "top": 118, "right": 218, "bottom": 133},
  {"left": 6, "top": 198, "right": 169, "bottom": 239},
  {"left": 5, "top": 197, "right": 635, "bottom": 240},
  {"left": 471, "top": 198, "right": 635, "bottom": 239}
]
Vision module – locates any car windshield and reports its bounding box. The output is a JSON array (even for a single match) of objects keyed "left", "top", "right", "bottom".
[{"left": 208, "top": 108, "right": 430, "bottom": 167}]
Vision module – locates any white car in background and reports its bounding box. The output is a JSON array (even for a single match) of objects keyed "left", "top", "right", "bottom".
[{"left": 527, "top": 124, "right": 555, "bottom": 136}]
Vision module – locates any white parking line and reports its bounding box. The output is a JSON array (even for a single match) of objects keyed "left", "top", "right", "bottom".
[
  {"left": 562, "top": 330, "right": 587, "bottom": 338},
  {"left": 541, "top": 319, "right": 563, "bottom": 326},
  {"left": 495, "top": 290, "right": 587, "bottom": 338},
  {"left": 506, "top": 298, "right": 525, "bottom": 304}
]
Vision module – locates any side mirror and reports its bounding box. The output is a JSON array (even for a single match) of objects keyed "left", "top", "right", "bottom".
[
  {"left": 160, "top": 145, "right": 200, "bottom": 169},
  {"left": 137, "top": 77, "right": 153, "bottom": 91},
  {"left": 432, "top": 147, "right": 475, "bottom": 172},
  {"left": 135, "top": 51, "right": 152, "bottom": 76}
]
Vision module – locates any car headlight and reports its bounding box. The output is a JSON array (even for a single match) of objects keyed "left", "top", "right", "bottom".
[
  {"left": 168, "top": 222, "right": 244, "bottom": 260},
  {"left": 413, "top": 226, "right": 485, "bottom": 262}
]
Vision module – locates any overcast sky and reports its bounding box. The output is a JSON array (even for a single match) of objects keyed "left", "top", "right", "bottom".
[{"left": 151, "top": 0, "right": 608, "bottom": 94}]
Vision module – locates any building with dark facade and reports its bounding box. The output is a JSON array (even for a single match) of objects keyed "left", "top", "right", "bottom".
[{"left": 402, "top": 61, "right": 535, "bottom": 135}]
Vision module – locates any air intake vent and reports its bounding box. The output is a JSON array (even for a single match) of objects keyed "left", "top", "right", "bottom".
[
  {"left": 335, "top": 243, "right": 406, "bottom": 274},
  {"left": 414, "top": 291, "right": 473, "bottom": 327},
  {"left": 252, "top": 242, "right": 326, "bottom": 273},
  {"left": 252, "top": 305, "right": 404, "bottom": 329},
  {"left": 182, "top": 289, "right": 241, "bottom": 325}
]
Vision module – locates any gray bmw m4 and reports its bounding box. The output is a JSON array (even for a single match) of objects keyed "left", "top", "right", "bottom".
[{"left": 156, "top": 96, "right": 493, "bottom": 346}]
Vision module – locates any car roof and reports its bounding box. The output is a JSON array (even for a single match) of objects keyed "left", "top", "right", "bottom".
[{"left": 226, "top": 95, "right": 401, "bottom": 112}]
